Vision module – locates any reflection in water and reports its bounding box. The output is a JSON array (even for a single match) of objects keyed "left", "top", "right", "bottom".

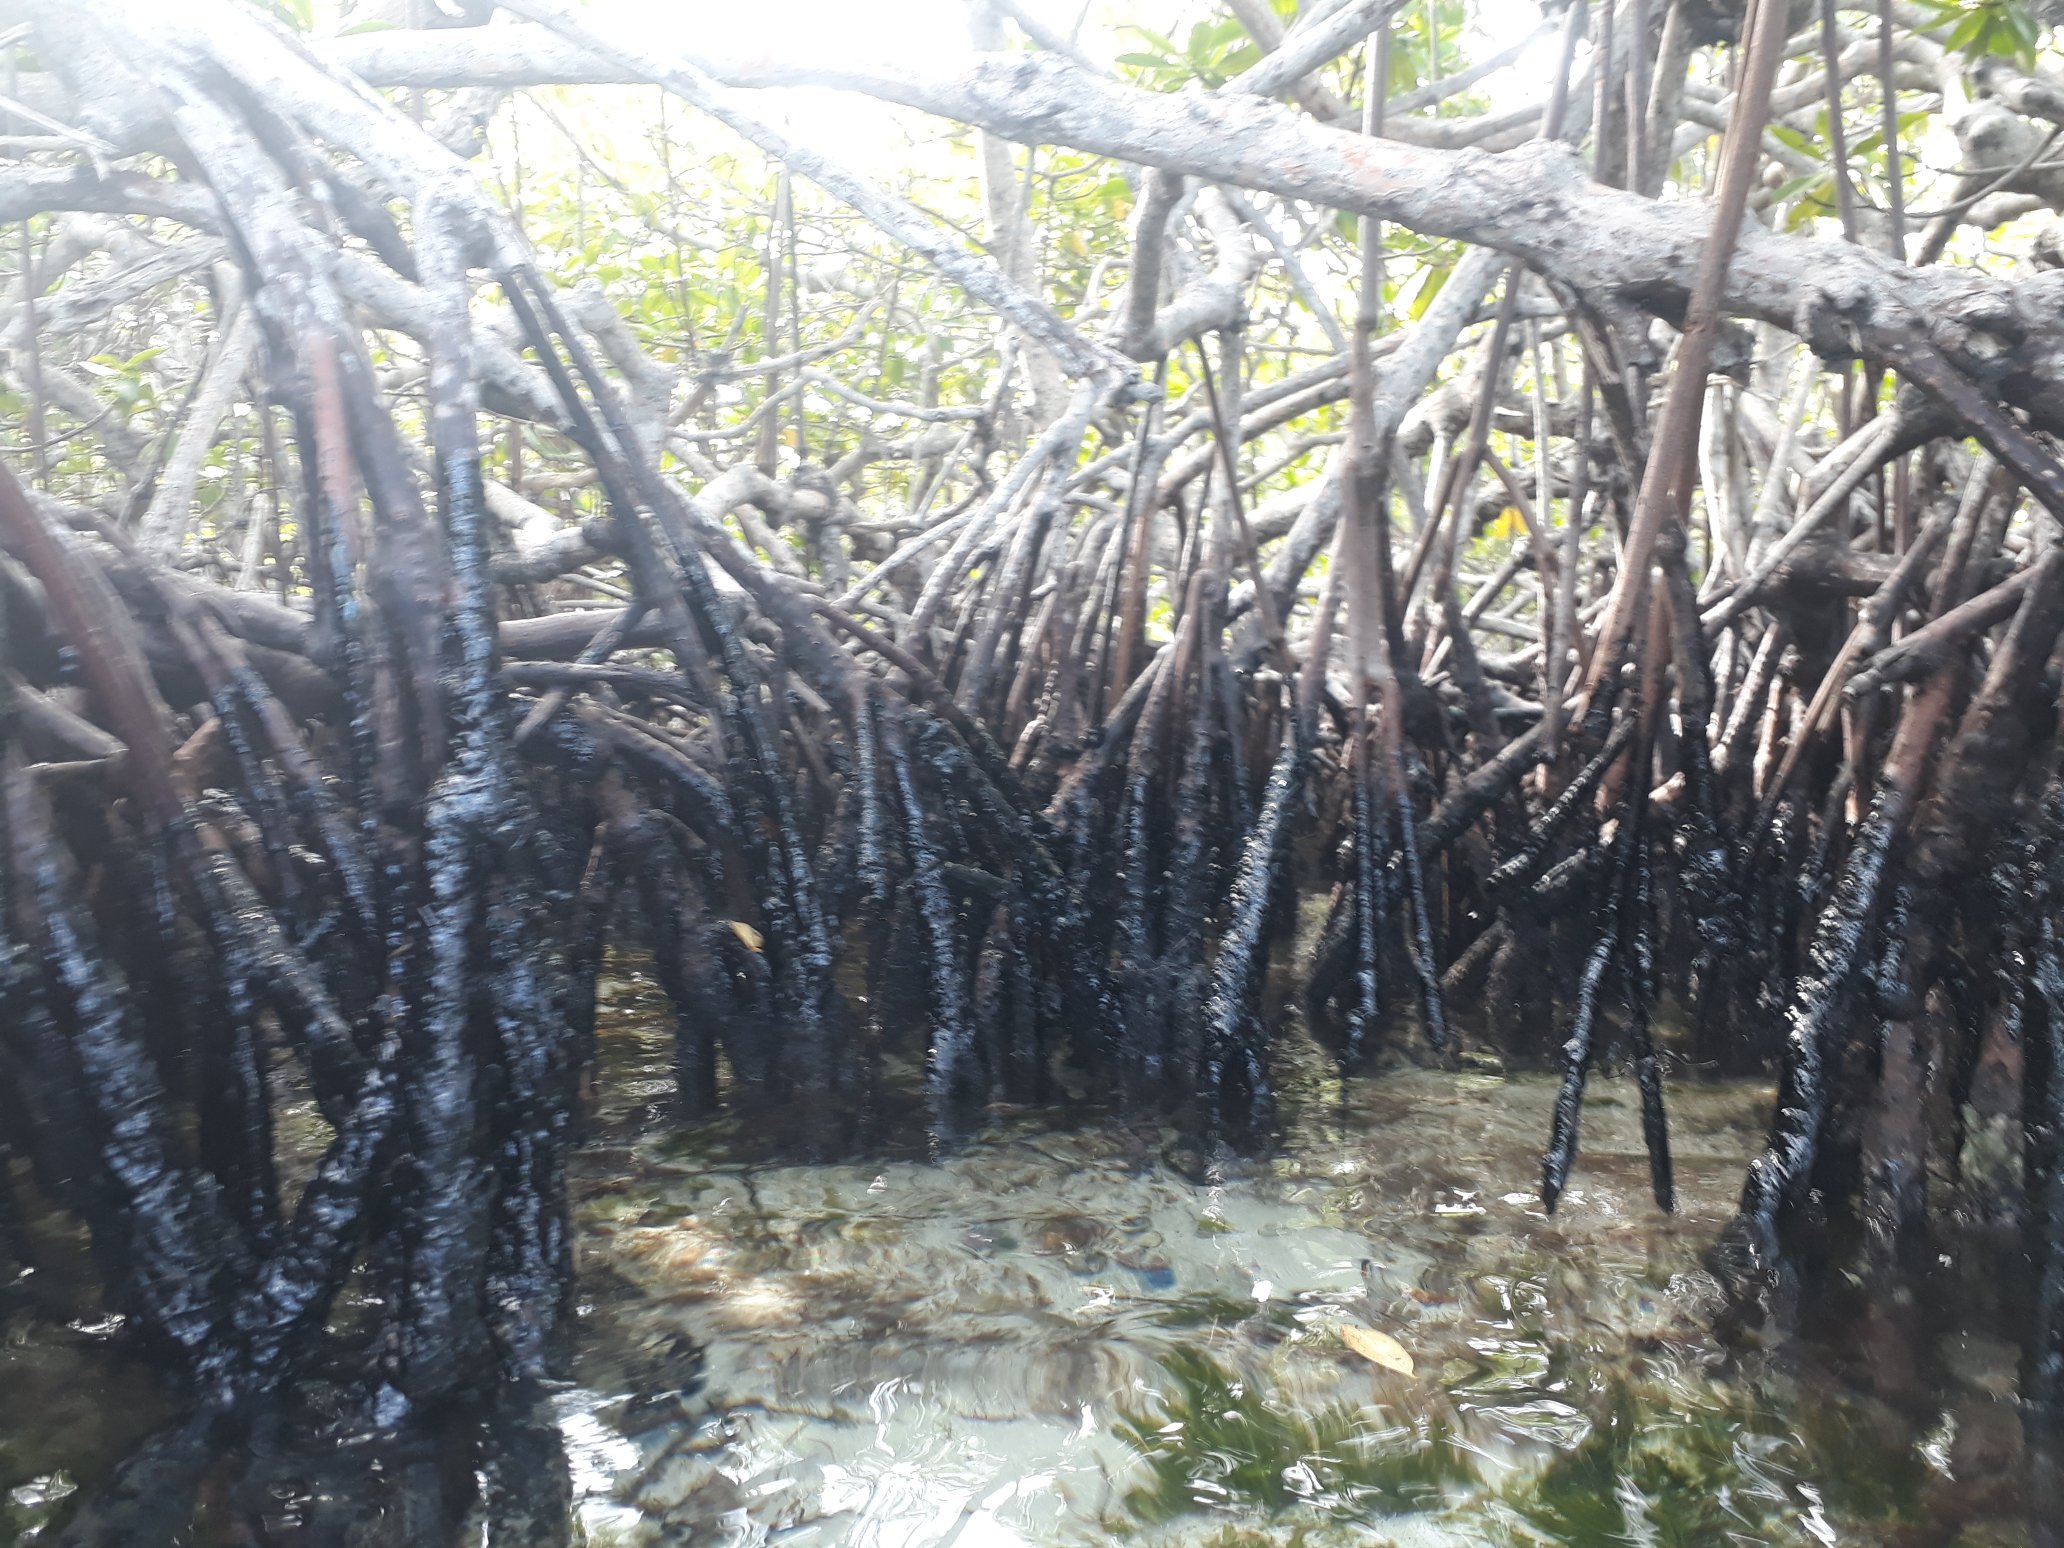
[{"left": 0, "top": 967, "right": 2037, "bottom": 1544}]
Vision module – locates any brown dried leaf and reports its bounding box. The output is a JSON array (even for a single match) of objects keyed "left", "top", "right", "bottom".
[{"left": 1338, "top": 1323, "right": 1415, "bottom": 1376}]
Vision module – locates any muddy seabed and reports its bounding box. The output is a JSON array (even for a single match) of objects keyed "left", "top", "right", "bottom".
[{"left": 2, "top": 968, "right": 2032, "bottom": 1547}]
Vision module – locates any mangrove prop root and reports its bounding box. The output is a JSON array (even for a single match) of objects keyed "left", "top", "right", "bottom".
[{"left": 17, "top": 0, "right": 2064, "bottom": 1497}]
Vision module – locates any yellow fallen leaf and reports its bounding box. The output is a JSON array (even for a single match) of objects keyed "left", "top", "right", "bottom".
[
  {"left": 1338, "top": 1323, "right": 1415, "bottom": 1376},
  {"left": 727, "top": 920, "right": 764, "bottom": 952}
]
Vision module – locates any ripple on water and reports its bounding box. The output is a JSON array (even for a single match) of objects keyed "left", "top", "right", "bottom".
[
  {"left": 557, "top": 1056, "right": 2023, "bottom": 1548},
  {"left": 0, "top": 986, "right": 2027, "bottom": 1545}
]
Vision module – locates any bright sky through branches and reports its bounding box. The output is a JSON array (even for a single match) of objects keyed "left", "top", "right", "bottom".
[{"left": 626, "top": 0, "right": 1568, "bottom": 172}]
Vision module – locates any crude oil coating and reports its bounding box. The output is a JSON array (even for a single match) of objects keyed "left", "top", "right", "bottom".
[
  {"left": 5, "top": 976, "right": 2033, "bottom": 1547},
  {"left": 7, "top": 7, "right": 2064, "bottom": 1544}
]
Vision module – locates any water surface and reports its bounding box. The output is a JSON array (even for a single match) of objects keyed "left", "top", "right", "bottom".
[
  {"left": 0, "top": 969, "right": 2030, "bottom": 1545},
  {"left": 554, "top": 971, "right": 2025, "bottom": 1547}
]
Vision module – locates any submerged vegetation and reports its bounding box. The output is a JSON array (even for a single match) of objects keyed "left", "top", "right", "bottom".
[
  {"left": 1109, "top": 1346, "right": 1936, "bottom": 1544},
  {"left": 1114, "top": 1347, "right": 1466, "bottom": 1522},
  {"left": 4, "top": 0, "right": 2064, "bottom": 1537}
]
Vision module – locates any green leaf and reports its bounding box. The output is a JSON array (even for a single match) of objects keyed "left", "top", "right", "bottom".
[
  {"left": 1120, "top": 24, "right": 1181, "bottom": 56},
  {"left": 1409, "top": 261, "right": 1453, "bottom": 320},
  {"left": 1770, "top": 172, "right": 1832, "bottom": 204}
]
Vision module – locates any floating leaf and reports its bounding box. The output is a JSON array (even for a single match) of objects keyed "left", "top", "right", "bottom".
[{"left": 1339, "top": 1323, "right": 1415, "bottom": 1376}]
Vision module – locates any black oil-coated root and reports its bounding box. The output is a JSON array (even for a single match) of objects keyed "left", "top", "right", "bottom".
[{"left": 18, "top": 9, "right": 2064, "bottom": 1533}]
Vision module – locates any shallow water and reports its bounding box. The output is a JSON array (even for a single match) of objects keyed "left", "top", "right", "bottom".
[
  {"left": 551, "top": 972, "right": 2028, "bottom": 1548},
  {"left": 0, "top": 969, "right": 2033, "bottom": 1546}
]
